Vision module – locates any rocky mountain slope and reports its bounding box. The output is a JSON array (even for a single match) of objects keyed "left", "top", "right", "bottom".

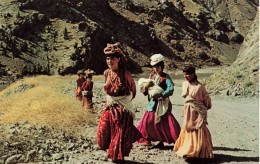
[
  {"left": 206, "top": 10, "right": 259, "bottom": 98},
  {"left": 0, "top": 0, "right": 258, "bottom": 83}
]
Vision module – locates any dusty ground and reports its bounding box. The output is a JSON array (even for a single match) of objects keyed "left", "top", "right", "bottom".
[
  {"left": 64, "top": 71, "right": 259, "bottom": 164},
  {"left": 0, "top": 68, "right": 258, "bottom": 164}
]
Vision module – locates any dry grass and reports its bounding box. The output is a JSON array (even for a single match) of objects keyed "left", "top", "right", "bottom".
[
  {"left": 181, "top": 0, "right": 201, "bottom": 15},
  {"left": 0, "top": 75, "right": 101, "bottom": 133}
]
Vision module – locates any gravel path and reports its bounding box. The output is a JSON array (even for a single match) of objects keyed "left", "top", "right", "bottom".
[
  {"left": 65, "top": 77, "right": 259, "bottom": 164},
  {"left": 1, "top": 73, "right": 258, "bottom": 164}
]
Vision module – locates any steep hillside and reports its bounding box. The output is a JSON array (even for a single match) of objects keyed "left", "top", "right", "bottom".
[
  {"left": 206, "top": 10, "right": 259, "bottom": 98},
  {"left": 191, "top": 0, "right": 258, "bottom": 36},
  {"left": 0, "top": 0, "right": 258, "bottom": 83}
]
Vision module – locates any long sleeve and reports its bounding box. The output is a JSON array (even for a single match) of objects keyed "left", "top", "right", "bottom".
[
  {"left": 125, "top": 71, "right": 136, "bottom": 99},
  {"left": 161, "top": 74, "right": 174, "bottom": 98},
  {"left": 82, "top": 81, "right": 93, "bottom": 91},
  {"left": 89, "top": 81, "right": 94, "bottom": 91},
  {"left": 81, "top": 81, "right": 87, "bottom": 90},
  {"left": 76, "top": 78, "right": 86, "bottom": 87}
]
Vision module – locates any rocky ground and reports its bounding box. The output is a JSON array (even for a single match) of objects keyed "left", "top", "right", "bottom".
[{"left": 0, "top": 71, "right": 258, "bottom": 164}]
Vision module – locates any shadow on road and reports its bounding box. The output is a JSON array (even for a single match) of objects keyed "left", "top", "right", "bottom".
[
  {"left": 213, "top": 146, "right": 250, "bottom": 151},
  {"left": 184, "top": 154, "right": 259, "bottom": 164},
  {"left": 123, "top": 160, "right": 154, "bottom": 164},
  {"left": 147, "top": 145, "right": 174, "bottom": 150},
  {"left": 213, "top": 153, "right": 259, "bottom": 163}
]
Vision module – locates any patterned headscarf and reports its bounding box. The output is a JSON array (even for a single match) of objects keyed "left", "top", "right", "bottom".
[{"left": 103, "top": 42, "right": 125, "bottom": 58}]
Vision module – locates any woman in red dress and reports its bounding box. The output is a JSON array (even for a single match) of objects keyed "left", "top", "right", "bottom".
[
  {"left": 97, "top": 42, "right": 142, "bottom": 163},
  {"left": 75, "top": 70, "right": 86, "bottom": 101},
  {"left": 81, "top": 73, "right": 94, "bottom": 113}
]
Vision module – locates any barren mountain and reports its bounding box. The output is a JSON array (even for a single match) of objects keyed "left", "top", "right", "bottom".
[
  {"left": 206, "top": 10, "right": 259, "bottom": 98},
  {"left": 0, "top": 0, "right": 258, "bottom": 83}
]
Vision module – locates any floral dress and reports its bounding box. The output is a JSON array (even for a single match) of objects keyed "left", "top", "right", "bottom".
[{"left": 97, "top": 69, "right": 142, "bottom": 161}]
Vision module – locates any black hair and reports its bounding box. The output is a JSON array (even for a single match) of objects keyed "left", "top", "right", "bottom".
[
  {"left": 86, "top": 73, "right": 92, "bottom": 79},
  {"left": 153, "top": 61, "right": 164, "bottom": 70},
  {"left": 183, "top": 66, "right": 197, "bottom": 81},
  {"left": 183, "top": 66, "right": 195, "bottom": 74},
  {"left": 106, "top": 52, "right": 127, "bottom": 71},
  {"left": 105, "top": 52, "right": 122, "bottom": 58},
  {"left": 77, "top": 70, "right": 84, "bottom": 76}
]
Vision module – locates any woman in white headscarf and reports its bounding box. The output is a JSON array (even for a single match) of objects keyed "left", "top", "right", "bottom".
[{"left": 137, "top": 54, "right": 181, "bottom": 148}]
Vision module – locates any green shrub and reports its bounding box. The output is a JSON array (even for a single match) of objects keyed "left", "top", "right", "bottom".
[
  {"left": 244, "top": 80, "right": 253, "bottom": 87},
  {"left": 244, "top": 88, "right": 252, "bottom": 95},
  {"left": 228, "top": 78, "right": 235, "bottom": 85},
  {"left": 234, "top": 71, "right": 242, "bottom": 78}
]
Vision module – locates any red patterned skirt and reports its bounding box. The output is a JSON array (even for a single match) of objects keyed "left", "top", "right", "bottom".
[
  {"left": 97, "top": 104, "right": 142, "bottom": 161},
  {"left": 75, "top": 87, "right": 82, "bottom": 101}
]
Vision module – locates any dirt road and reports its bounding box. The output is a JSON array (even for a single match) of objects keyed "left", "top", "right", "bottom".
[{"left": 65, "top": 75, "right": 259, "bottom": 164}]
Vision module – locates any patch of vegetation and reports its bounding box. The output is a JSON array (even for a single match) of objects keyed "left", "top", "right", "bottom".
[
  {"left": 234, "top": 71, "right": 242, "bottom": 78},
  {"left": 228, "top": 78, "right": 236, "bottom": 85},
  {"left": 243, "top": 88, "right": 252, "bottom": 95},
  {"left": 243, "top": 80, "right": 253, "bottom": 87},
  {"left": 0, "top": 75, "right": 98, "bottom": 133}
]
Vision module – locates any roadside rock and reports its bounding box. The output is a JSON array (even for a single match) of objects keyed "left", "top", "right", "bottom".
[{"left": 5, "top": 154, "right": 23, "bottom": 164}]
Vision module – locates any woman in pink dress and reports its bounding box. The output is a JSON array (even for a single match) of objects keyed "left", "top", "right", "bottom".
[
  {"left": 137, "top": 54, "right": 181, "bottom": 148},
  {"left": 96, "top": 42, "right": 142, "bottom": 163},
  {"left": 174, "top": 66, "right": 213, "bottom": 159}
]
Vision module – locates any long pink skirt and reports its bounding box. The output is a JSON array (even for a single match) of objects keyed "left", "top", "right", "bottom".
[
  {"left": 137, "top": 110, "right": 181, "bottom": 144},
  {"left": 97, "top": 104, "right": 142, "bottom": 161},
  {"left": 174, "top": 123, "right": 213, "bottom": 158}
]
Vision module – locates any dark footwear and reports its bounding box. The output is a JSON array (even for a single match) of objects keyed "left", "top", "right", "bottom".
[
  {"left": 140, "top": 142, "right": 152, "bottom": 146},
  {"left": 112, "top": 159, "right": 124, "bottom": 163},
  {"left": 153, "top": 142, "right": 164, "bottom": 148}
]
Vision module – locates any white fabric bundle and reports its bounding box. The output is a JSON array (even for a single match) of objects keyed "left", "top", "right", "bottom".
[
  {"left": 106, "top": 92, "right": 135, "bottom": 117},
  {"left": 138, "top": 78, "right": 164, "bottom": 98},
  {"left": 138, "top": 78, "right": 169, "bottom": 123}
]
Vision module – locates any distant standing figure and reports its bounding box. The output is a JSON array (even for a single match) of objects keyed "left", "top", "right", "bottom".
[
  {"left": 137, "top": 54, "right": 181, "bottom": 148},
  {"left": 82, "top": 73, "right": 94, "bottom": 113},
  {"left": 75, "top": 70, "right": 86, "bottom": 101},
  {"left": 96, "top": 42, "right": 142, "bottom": 163},
  {"left": 174, "top": 66, "right": 213, "bottom": 158}
]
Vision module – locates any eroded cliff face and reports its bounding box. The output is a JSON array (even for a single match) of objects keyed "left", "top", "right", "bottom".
[
  {"left": 191, "top": 0, "right": 258, "bottom": 36},
  {"left": 206, "top": 10, "right": 259, "bottom": 98},
  {"left": 0, "top": 0, "right": 258, "bottom": 82}
]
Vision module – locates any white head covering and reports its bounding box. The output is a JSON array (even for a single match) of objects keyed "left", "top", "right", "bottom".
[{"left": 150, "top": 54, "right": 164, "bottom": 66}]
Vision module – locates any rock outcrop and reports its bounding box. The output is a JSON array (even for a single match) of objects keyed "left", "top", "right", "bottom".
[{"left": 206, "top": 10, "right": 259, "bottom": 98}]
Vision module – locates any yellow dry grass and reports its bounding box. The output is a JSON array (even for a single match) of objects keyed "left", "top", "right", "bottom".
[
  {"left": 181, "top": 0, "right": 201, "bottom": 15},
  {"left": 0, "top": 75, "right": 102, "bottom": 134}
]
